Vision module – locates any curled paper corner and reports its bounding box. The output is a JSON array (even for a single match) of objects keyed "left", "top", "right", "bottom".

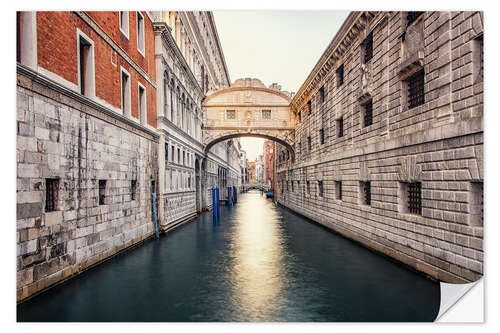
[{"left": 436, "top": 278, "right": 483, "bottom": 322}]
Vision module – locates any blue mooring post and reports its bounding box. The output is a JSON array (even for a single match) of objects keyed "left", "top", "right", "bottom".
[
  {"left": 233, "top": 186, "right": 237, "bottom": 204},
  {"left": 216, "top": 188, "right": 220, "bottom": 218},
  {"left": 212, "top": 188, "right": 216, "bottom": 220}
]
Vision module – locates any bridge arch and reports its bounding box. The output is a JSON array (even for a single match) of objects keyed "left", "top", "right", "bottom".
[{"left": 202, "top": 78, "right": 295, "bottom": 159}]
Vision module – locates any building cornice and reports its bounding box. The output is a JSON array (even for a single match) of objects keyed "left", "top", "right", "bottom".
[
  {"left": 291, "top": 11, "right": 380, "bottom": 111},
  {"left": 204, "top": 86, "right": 292, "bottom": 103}
]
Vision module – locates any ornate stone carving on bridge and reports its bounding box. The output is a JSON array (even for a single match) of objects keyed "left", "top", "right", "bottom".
[{"left": 202, "top": 78, "right": 296, "bottom": 159}]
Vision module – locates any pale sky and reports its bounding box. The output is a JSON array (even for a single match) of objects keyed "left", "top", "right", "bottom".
[{"left": 213, "top": 10, "right": 350, "bottom": 161}]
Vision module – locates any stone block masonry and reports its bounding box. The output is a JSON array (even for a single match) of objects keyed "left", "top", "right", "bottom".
[
  {"left": 276, "top": 11, "right": 483, "bottom": 283},
  {"left": 16, "top": 68, "right": 159, "bottom": 301}
]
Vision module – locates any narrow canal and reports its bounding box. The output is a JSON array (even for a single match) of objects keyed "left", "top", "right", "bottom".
[{"left": 17, "top": 190, "right": 440, "bottom": 322}]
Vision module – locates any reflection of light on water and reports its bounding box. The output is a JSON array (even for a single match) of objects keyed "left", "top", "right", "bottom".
[{"left": 229, "top": 191, "right": 285, "bottom": 320}]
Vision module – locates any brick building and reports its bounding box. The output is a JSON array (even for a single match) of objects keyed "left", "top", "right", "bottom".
[{"left": 276, "top": 11, "right": 484, "bottom": 283}]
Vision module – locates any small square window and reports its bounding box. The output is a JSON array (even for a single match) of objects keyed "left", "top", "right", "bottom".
[
  {"left": 45, "top": 178, "right": 59, "bottom": 212},
  {"left": 336, "top": 64, "right": 344, "bottom": 87},
  {"left": 99, "top": 180, "right": 107, "bottom": 205},
  {"left": 335, "top": 181, "right": 342, "bottom": 200},
  {"left": 360, "top": 181, "right": 371, "bottom": 205},
  {"left": 226, "top": 110, "right": 235, "bottom": 119},
  {"left": 336, "top": 117, "right": 344, "bottom": 138},
  {"left": 262, "top": 110, "right": 271, "bottom": 119}
]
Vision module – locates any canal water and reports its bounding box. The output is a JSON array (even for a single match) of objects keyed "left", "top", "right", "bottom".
[{"left": 17, "top": 190, "right": 440, "bottom": 322}]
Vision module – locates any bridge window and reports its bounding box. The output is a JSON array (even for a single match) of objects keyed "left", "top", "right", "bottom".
[
  {"left": 362, "top": 99, "right": 373, "bottom": 127},
  {"left": 360, "top": 181, "right": 371, "bottom": 205},
  {"left": 226, "top": 110, "right": 235, "bottom": 119},
  {"left": 469, "top": 182, "right": 483, "bottom": 227},
  {"left": 362, "top": 32, "right": 373, "bottom": 64},
  {"left": 45, "top": 178, "right": 59, "bottom": 212},
  {"left": 99, "top": 180, "right": 107, "bottom": 205},
  {"left": 335, "top": 181, "right": 342, "bottom": 200},
  {"left": 131, "top": 180, "right": 137, "bottom": 201},
  {"left": 336, "top": 64, "right": 344, "bottom": 87},
  {"left": 318, "top": 181, "right": 324, "bottom": 197},
  {"left": 319, "top": 128, "right": 325, "bottom": 145},
  {"left": 336, "top": 117, "right": 344, "bottom": 138},
  {"left": 262, "top": 110, "right": 271, "bottom": 120},
  {"left": 406, "top": 69, "right": 425, "bottom": 109},
  {"left": 400, "top": 181, "right": 422, "bottom": 215}
]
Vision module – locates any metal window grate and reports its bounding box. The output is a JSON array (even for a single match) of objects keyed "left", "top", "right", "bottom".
[
  {"left": 407, "top": 12, "right": 424, "bottom": 26},
  {"left": 99, "top": 180, "right": 106, "bottom": 206},
  {"left": 362, "top": 181, "right": 371, "bottom": 205},
  {"left": 318, "top": 181, "right": 324, "bottom": 197},
  {"left": 45, "top": 179, "right": 59, "bottom": 212},
  {"left": 407, "top": 182, "right": 421, "bottom": 215},
  {"left": 131, "top": 180, "right": 137, "bottom": 201},
  {"left": 363, "top": 33, "right": 373, "bottom": 63},
  {"left": 364, "top": 100, "right": 373, "bottom": 127},
  {"left": 407, "top": 69, "right": 425, "bottom": 109},
  {"left": 336, "top": 64, "right": 344, "bottom": 87},
  {"left": 226, "top": 110, "right": 235, "bottom": 119}
]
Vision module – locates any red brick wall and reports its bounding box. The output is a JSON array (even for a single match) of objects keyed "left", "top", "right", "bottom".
[{"left": 36, "top": 11, "right": 157, "bottom": 128}]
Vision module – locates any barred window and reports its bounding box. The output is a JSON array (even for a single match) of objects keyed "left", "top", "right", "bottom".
[
  {"left": 362, "top": 32, "right": 373, "bottom": 64},
  {"left": 45, "top": 179, "right": 59, "bottom": 212},
  {"left": 404, "top": 182, "right": 421, "bottom": 215},
  {"left": 406, "top": 69, "right": 425, "bottom": 109},
  {"left": 335, "top": 181, "right": 342, "bottom": 200},
  {"left": 363, "top": 99, "right": 373, "bottom": 127},
  {"left": 360, "top": 181, "right": 371, "bottom": 205},
  {"left": 336, "top": 64, "right": 344, "bottom": 87},
  {"left": 318, "top": 181, "right": 324, "bottom": 197},
  {"left": 226, "top": 110, "right": 235, "bottom": 119},
  {"left": 319, "top": 128, "right": 325, "bottom": 144},
  {"left": 337, "top": 117, "right": 344, "bottom": 138},
  {"left": 131, "top": 180, "right": 137, "bottom": 201},
  {"left": 262, "top": 110, "right": 271, "bottom": 119},
  {"left": 99, "top": 180, "right": 106, "bottom": 206},
  {"left": 407, "top": 11, "right": 424, "bottom": 26}
]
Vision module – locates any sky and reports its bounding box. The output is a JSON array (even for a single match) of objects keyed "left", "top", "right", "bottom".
[{"left": 213, "top": 11, "right": 349, "bottom": 160}]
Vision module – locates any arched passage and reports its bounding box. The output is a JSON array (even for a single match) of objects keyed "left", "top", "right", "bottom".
[{"left": 204, "top": 132, "right": 295, "bottom": 161}]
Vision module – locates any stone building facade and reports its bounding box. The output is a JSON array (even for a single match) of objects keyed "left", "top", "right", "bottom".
[
  {"left": 16, "top": 11, "right": 243, "bottom": 302},
  {"left": 276, "top": 11, "right": 484, "bottom": 283}
]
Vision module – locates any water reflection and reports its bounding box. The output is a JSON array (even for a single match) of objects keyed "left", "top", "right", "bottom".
[{"left": 229, "top": 191, "right": 285, "bottom": 320}]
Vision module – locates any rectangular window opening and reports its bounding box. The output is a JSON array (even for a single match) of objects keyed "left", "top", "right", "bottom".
[
  {"left": 99, "top": 180, "right": 107, "bottom": 206},
  {"left": 363, "top": 32, "right": 373, "bottom": 64},
  {"left": 360, "top": 181, "right": 371, "bottom": 205},
  {"left": 318, "top": 86, "right": 325, "bottom": 104},
  {"left": 318, "top": 181, "right": 324, "bottom": 197},
  {"left": 407, "top": 11, "right": 424, "bottom": 26},
  {"left": 226, "top": 110, "right": 235, "bottom": 119},
  {"left": 138, "top": 85, "right": 146, "bottom": 125},
  {"left": 469, "top": 182, "right": 484, "bottom": 227},
  {"left": 337, "top": 117, "right": 344, "bottom": 138},
  {"left": 131, "top": 180, "right": 137, "bottom": 201},
  {"left": 45, "top": 178, "right": 59, "bottom": 212},
  {"left": 119, "top": 11, "right": 129, "bottom": 38},
  {"left": 121, "top": 70, "right": 130, "bottom": 115},
  {"left": 336, "top": 64, "right": 344, "bottom": 87},
  {"left": 363, "top": 99, "right": 373, "bottom": 127},
  {"left": 262, "top": 110, "right": 271, "bottom": 120},
  {"left": 406, "top": 69, "right": 425, "bottom": 109},
  {"left": 79, "top": 36, "right": 92, "bottom": 96},
  {"left": 137, "top": 11, "right": 145, "bottom": 55},
  {"left": 335, "top": 181, "right": 342, "bottom": 200},
  {"left": 401, "top": 182, "right": 422, "bottom": 215}
]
